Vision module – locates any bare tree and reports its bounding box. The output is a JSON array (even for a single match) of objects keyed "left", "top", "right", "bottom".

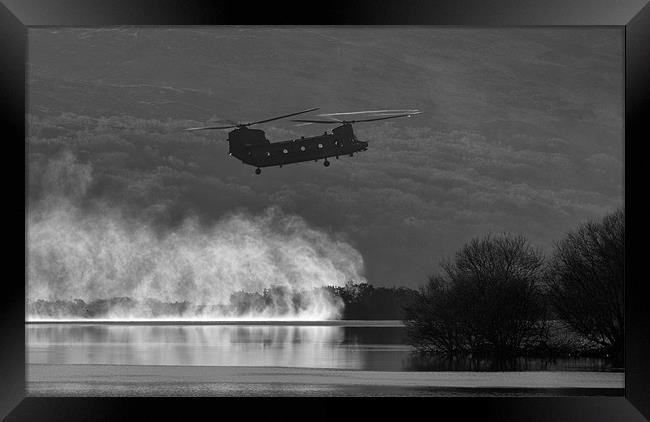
[
  {"left": 406, "top": 233, "right": 547, "bottom": 357},
  {"left": 547, "top": 209, "right": 624, "bottom": 363},
  {"left": 405, "top": 275, "right": 470, "bottom": 355}
]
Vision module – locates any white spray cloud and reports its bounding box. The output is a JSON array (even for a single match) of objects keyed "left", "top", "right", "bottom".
[{"left": 27, "top": 152, "right": 366, "bottom": 320}]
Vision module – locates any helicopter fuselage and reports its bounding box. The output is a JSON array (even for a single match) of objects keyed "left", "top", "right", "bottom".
[{"left": 227, "top": 123, "right": 368, "bottom": 169}]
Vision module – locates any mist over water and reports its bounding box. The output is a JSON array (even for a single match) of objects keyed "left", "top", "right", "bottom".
[{"left": 27, "top": 153, "right": 366, "bottom": 320}]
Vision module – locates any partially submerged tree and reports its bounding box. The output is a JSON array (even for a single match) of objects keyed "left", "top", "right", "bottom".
[
  {"left": 404, "top": 275, "right": 470, "bottom": 354},
  {"left": 406, "top": 233, "right": 547, "bottom": 356},
  {"left": 546, "top": 209, "right": 624, "bottom": 363}
]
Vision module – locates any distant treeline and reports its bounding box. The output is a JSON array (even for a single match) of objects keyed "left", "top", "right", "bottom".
[
  {"left": 323, "top": 284, "right": 419, "bottom": 320},
  {"left": 29, "top": 296, "right": 227, "bottom": 319},
  {"left": 27, "top": 283, "right": 420, "bottom": 320}
]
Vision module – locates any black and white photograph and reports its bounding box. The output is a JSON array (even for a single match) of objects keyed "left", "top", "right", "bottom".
[{"left": 26, "top": 26, "right": 625, "bottom": 397}]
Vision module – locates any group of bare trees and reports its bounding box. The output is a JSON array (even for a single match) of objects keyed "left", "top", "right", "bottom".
[
  {"left": 546, "top": 209, "right": 624, "bottom": 362},
  {"left": 405, "top": 235, "right": 547, "bottom": 357},
  {"left": 405, "top": 209, "right": 624, "bottom": 363}
]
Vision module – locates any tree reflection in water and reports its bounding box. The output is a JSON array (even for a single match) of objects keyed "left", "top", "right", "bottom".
[{"left": 405, "top": 353, "right": 618, "bottom": 372}]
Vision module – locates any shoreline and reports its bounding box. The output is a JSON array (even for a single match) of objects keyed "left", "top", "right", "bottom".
[{"left": 27, "top": 364, "right": 625, "bottom": 397}]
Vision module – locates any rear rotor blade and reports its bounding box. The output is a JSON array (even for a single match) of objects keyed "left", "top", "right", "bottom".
[
  {"left": 292, "top": 112, "right": 421, "bottom": 124},
  {"left": 291, "top": 119, "right": 342, "bottom": 124},
  {"left": 345, "top": 113, "right": 421, "bottom": 123},
  {"left": 318, "top": 109, "right": 419, "bottom": 117}
]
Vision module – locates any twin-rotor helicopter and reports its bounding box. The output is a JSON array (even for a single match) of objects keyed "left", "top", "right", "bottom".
[{"left": 185, "top": 108, "right": 422, "bottom": 174}]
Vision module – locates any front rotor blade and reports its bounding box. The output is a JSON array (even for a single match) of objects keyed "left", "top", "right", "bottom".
[
  {"left": 245, "top": 107, "right": 320, "bottom": 126},
  {"left": 184, "top": 124, "right": 239, "bottom": 131},
  {"left": 209, "top": 119, "right": 240, "bottom": 125}
]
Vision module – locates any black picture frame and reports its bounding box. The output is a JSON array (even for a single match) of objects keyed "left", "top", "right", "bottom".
[{"left": 2, "top": 0, "right": 649, "bottom": 420}]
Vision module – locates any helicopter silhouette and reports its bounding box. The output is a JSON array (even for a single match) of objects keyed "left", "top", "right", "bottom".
[{"left": 185, "top": 108, "right": 421, "bottom": 174}]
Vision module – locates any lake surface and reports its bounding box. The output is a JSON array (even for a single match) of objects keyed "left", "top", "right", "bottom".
[{"left": 27, "top": 323, "right": 617, "bottom": 372}]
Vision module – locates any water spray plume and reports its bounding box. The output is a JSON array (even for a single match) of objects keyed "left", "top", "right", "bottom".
[{"left": 27, "top": 152, "right": 366, "bottom": 321}]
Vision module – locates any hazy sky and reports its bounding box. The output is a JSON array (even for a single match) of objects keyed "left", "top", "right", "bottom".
[{"left": 27, "top": 27, "right": 623, "bottom": 289}]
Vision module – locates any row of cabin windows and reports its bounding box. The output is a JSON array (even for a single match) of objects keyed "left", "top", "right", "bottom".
[{"left": 262, "top": 141, "right": 344, "bottom": 157}]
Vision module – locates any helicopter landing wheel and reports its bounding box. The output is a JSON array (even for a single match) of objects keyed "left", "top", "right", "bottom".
[
  {"left": 324, "top": 160, "right": 330, "bottom": 167},
  {"left": 255, "top": 168, "right": 261, "bottom": 175}
]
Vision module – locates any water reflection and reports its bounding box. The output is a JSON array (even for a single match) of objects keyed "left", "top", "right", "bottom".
[
  {"left": 30, "top": 324, "right": 358, "bottom": 369},
  {"left": 406, "top": 354, "right": 618, "bottom": 372},
  {"left": 27, "top": 324, "right": 615, "bottom": 372}
]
